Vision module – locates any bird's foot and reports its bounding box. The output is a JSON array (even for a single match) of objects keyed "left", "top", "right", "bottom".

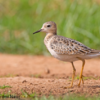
[
  {"left": 78, "top": 76, "right": 84, "bottom": 87},
  {"left": 63, "top": 84, "right": 73, "bottom": 89}
]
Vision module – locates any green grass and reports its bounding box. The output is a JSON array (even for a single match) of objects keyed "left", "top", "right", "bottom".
[
  {"left": 0, "top": 86, "right": 100, "bottom": 99},
  {"left": 75, "top": 75, "right": 100, "bottom": 80},
  {"left": 0, "top": 85, "right": 12, "bottom": 89},
  {"left": 0, "top": 0, "right": 100, "bottom": 55},
  {"left": 20, "top": 94, "right": 100, "bottom": 100},
  {"left": 0, "top": 89, "right": 99, "bottom": 99},
  {"left": 0, "top": 92, "right": 100, "bottom": 100},
  {"left": 0, "top": 91, "right": 18, "bottom": 98}
]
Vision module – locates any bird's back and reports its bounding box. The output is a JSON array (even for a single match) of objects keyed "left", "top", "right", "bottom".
[{"left": 45, "top": 35, "right": 100, "bottom": 62}]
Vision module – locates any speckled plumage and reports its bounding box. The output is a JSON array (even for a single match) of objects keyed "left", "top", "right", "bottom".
[
  {"left": 49, "top": 35, "right": 92, "bottom": 55},
  {"left": 42, "top": 22, "right": 100, "bottom": 61},
  {"left": 33, "top": 21, "right": 100, "bottom": 88}
]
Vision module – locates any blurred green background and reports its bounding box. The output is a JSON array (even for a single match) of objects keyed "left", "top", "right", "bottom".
[{"left": 0, "top": 0, "right": 100, "bottom": 55}]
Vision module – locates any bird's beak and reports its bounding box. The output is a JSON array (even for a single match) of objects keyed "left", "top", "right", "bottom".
[{"left": 33, "top": 29, "right": 42, "bottom": 34}]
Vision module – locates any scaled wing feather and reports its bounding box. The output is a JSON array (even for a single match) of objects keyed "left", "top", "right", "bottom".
[{"left": 50, "top": 36, "right": 94, "bottom": 55}]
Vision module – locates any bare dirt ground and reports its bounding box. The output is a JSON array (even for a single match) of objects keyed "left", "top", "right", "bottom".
[{"left": 0, "top": 53, "right": 100, "bottom": 96}]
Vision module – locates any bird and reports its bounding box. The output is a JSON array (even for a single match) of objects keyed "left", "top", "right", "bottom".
[{"left": 33, "top": 21, "right": 100, "bottom": 88}]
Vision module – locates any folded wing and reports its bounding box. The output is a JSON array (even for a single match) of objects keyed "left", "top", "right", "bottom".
[{"left": 50, "top": 36, "right": 100, "bottom": 56}]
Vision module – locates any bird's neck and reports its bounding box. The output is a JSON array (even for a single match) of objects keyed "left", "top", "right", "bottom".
[
  {"left": 44, "top": 33, "right": 56, "bottom": 45},
  {"left": 46, "top": 32, "right": 57, "bottom": 35}
]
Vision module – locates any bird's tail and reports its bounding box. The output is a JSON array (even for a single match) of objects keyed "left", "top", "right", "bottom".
[
  {"left": 85, "top": 50, "right": 100, "bottom": 59},
  {"left": 91, "top": 50, "right": 100, "bottom": 56}
]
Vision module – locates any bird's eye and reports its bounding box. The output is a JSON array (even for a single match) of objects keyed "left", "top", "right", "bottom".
[{"left": 47, "top": 25, "right": 51, "bottom": 27}]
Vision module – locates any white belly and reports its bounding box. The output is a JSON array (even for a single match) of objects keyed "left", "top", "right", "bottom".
[{"left": 46, "top": 45, "right": 78, "bottom": 62}]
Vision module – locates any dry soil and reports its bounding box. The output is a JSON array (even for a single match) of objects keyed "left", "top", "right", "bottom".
[{"left": 0, "top": 54, "right": 100, "bottom": 96}]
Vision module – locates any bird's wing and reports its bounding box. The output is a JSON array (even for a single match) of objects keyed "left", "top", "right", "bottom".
[{"left": 50, "top": 36, "right": 94, "bottom": 55}]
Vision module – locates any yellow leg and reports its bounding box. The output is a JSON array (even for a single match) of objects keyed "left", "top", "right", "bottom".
[
  {"left": 77, "top": 57, "right": 85, "bottom": 87},
  {"left": 68, "top": 62, "right": 76, "bottom": 88}
]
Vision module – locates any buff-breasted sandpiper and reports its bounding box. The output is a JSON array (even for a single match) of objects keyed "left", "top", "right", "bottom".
[{"left": 33, "top": 21, "right": 100, "bottom": 88}]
